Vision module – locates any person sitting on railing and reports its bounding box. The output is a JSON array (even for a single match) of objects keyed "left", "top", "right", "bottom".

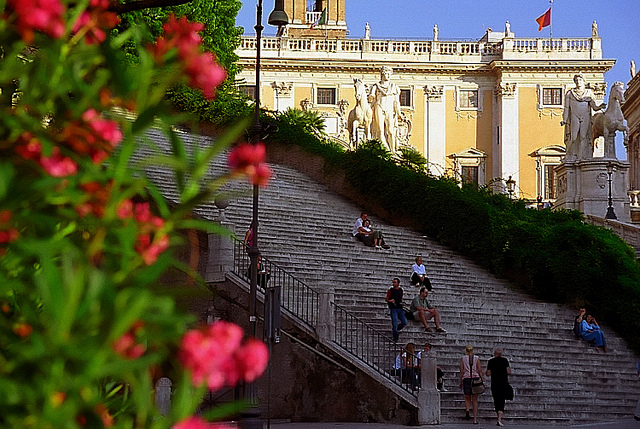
[
  {"left": 391, "top": 342, "right": 419, "bottom": 390},
  {"left": 352, "top": 212, "right": 390, "bottom": 249},
  {"left": 246, "top": 255, "right": 270, "bottom": 288}
]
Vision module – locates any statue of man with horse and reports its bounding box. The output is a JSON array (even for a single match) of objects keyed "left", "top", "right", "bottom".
[
  {"left": 347, "top": 78, "right": 372, "bottom": 149},
  {"left": 560, "top": 73, "right": 606, "bottom": 161}
]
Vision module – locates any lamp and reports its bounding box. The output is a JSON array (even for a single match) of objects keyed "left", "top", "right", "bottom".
[
  {"left": 605, "top": 162, "right": 617, "bottom": 220},
  {"left": 505, "top": 175, "right": 516, "bottom": 200},
  {"left": 268, "top": 0, "right": 289, "bottom": 27},
  {"left": 242, "top": 2, "right": 288, "bottom": 429}
]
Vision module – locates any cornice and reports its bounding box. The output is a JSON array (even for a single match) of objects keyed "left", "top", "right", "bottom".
[
  {"left": 238, "top": 59, "right": 494, "bottom": 75},
  {"left": 489, "top": 59, "right": 615, "bottom": 73}
]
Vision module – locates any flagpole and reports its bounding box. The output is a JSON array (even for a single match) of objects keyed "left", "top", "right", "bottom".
[{"left": 549, "top": 0, "right": 553, "bottom": 40}]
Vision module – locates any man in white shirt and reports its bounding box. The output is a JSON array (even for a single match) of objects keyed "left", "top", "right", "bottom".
[{"left": 411, "top": 256, "right": 431, "bottom": 290}]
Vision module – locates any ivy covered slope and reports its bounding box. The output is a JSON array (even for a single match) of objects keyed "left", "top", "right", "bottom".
[{"left": 266, "top": 110, "right": 640, "bottom": 354}]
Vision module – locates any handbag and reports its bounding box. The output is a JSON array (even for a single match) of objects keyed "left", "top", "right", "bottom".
[
  {"left": 403, "top": 306, "right": 414, "bottom": 320},
  {"left": 505, "top": 383, "right": 514, "bottom": 401},
  {"left": 469, "top": 355, "right": 485, "bottom": 395},
  {"left": 471, "top": 378, "right": 485, "bottom": 395}
]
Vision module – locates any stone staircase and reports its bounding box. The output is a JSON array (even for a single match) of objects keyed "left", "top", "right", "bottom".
[{"left": 140, "top": 129, "right": 639, "bottom": 425}]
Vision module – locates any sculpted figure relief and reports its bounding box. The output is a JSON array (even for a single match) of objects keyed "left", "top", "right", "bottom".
[
  {"left": 560, "top": 73, "right": 606, "bottom": 161},
  {"left": 369, "top": 66, "right": 401, "bottom": 152}
]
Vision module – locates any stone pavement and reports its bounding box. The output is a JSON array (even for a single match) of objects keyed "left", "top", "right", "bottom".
[{"left": 265, "top": 418, "right": 640, "bottom": 429}]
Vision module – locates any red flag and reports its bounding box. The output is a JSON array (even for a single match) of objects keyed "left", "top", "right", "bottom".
[{"left": 536, "top": 8, "right": 551, "bottom": 31}]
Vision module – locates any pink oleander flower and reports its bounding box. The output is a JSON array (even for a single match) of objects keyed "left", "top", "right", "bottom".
[
  {"left": 173, "top": 416, "right": 235, "bottom": 429},
  {"left": 163, "top": 15, "right": 204, "bottom": 58},
  {"left": 39, "top": 147, "right": 78, "bottom": 177},
  {"left": 184, "top": 52, "right": 227, "bottom": 100},
  {"left": 227, "top": 143, "right": 272, "bottom": 188},
  {"left": 235, "top": 338, "right": 270, "bottom": 382},
  {"left": 72, "top": 0, "right": 119, "bottom": 45},
  {"left": 7, "top": 0, "right": 65, "bottom": 43},
  {"left": 134, "top": 202, "right": 152, "bottom": 223},
  {"left": 179, "top": 321, "right": 269, "bottom": 391},
  {"left": 112, "top": 321, "right": 146, "bottom": 359},
  {"left": 135, "top": 233, "right": 169, "bottom": 265},
  {"left": 228, "top": 143, "right": 266, "bottom": 170},
  {"left": 117, "top": 199, "right": 134, "bottom": 220}
]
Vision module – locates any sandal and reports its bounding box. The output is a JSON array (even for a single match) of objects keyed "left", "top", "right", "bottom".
[
  {"left": 424, "top": 327, "right": 432, "bottom": 332},
  {"left": 435, "top": 327, "right": 447, "bottom": 333}
]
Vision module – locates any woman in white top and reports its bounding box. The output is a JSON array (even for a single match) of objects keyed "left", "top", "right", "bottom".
[
  {"left": 459, "top": 345, "right": 483, "bottom": 424},
  {"left": 392, "top": 342, "right": 419, "bottom": 389}
]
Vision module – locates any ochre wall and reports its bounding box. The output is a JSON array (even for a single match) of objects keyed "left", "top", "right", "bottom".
[{"left": 518, "top": 86, "right": 565, "bottom": 199}]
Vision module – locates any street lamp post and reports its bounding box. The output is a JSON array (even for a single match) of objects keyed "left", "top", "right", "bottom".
[
  {"left": 605, "top": 162, "right": 617, "bottom": 220},
  {"left": 505, "top": 175, "right": 516, "bottom": 200},
  {"left": 243, "top": 2, "right": 287, "bottom": 428}
]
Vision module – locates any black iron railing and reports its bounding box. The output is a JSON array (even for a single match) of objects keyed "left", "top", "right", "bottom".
[
  {"left": 232, "top": 238, "right": 319, "bottom": 327},
  {"left": 333, "top": 303, "right": 419, "bottom": 395},
  {"left": 231, "top": 238, "right": 418, "bottom": 397}
]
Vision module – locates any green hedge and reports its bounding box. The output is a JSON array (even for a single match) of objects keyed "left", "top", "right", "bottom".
[{"left": 266, "top": 115, "right": 640, "bottom": 354}]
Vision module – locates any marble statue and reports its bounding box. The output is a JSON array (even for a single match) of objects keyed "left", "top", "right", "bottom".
[
  {"left": 369, "top": 66, "right": 400, "bottom": 152},
  {"left": 592, "top": 20, "right": 598, "bottom": 37},
  {"left": 364, "top": 22, "right": 370, "bottom": 40},
  {"left": 560, "top": 73, "right": 606, "bottom": 161},
  {"left": 433, "top": 24, "right": 438, "bottom": 41},
  {"left": 505, "top": 21, "right": 511, "bottom": 36},
  {"left": 347, "top": 78, "right": 372, "bottom": 149},
  {"left": 592, "top": 81, "right": 629, "bottom": 157},
  {"left": 632, "top": 60, "right": 636, "bottom": 79}
]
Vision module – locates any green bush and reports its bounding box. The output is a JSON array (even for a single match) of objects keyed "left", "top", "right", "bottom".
[{"left": 265, "top": 115, "right": 640, "bottom": 354}]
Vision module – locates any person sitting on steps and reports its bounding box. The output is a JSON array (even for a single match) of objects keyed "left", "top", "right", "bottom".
[
  {"left": 581, "top": 313, "right": 608, "bottom": 352},
  {"left": 410, "top": 286, "right": 446, "bottom": 333},
  {"left": 352, "top": 211, "right": 390, "bottom": 249},
  {"left": 410, "top": 255, "right": 432, "bottom": 290}
]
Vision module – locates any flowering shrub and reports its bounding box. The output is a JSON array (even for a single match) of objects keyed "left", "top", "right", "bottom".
[{"left": 0, "top": 1, "right": 270, "bottom": 427}]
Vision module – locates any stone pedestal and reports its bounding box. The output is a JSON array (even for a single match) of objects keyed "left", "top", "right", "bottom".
[
  {"left": 418, "top": 350, "right": 440, "bottom": 425},
  {"left": 555, "top": 158, "right": 630, "bottom": 223}
]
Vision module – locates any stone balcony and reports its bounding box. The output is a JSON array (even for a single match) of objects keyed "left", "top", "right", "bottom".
[{"left": 237, "top": 35, "right": 602, "bottom": 64}]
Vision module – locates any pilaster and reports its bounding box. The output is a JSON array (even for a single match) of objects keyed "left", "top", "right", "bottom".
[
  {"left": 424, "top": 85, "right": 446, "bottom": 173},
  {"left": 495, "top": 82, "right": 519, "bottom": 194}
]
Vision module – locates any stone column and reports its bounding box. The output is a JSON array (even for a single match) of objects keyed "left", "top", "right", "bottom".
[
  {"left": 317, "top": 288, "right": 335, "bottom": 342},
  {"left": 418, "top": 350, "right": 440, "bottom": 425},
  {"left": 205, "top": 203, "right": 234, "bottom": 283},
  {"left": 495, "top": 82, "right": 519, "bottom": 194},
  {"left": 424, "top": 85, "right": 446, "bottom": 173},
  {"left": 155, "top": 377, "right": 172, "bottom": 416}
]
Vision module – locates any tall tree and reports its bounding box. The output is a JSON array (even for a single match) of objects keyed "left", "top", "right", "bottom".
[{"left": 115, "top": 0, "right": 248, "bottom": 125}]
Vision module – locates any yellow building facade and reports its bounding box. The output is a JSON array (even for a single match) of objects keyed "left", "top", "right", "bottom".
[{"left": 236, "top": 0, "right": 614, "bottom": 201}]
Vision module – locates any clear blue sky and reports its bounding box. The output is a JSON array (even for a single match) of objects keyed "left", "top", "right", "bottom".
[{"left": 236, "top": 0, "right": 639, "bottom": 159}]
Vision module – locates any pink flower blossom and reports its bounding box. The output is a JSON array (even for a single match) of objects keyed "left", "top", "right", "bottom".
[
  {"left": 71, "top": 1, "right": 119, "bottom": 45},
  {"left": 39, "top": 147, "right": 78, "bottom": 177},
  {"left": 173, "top": 416, "right": 235, "bottom": 429},
  {"left": 117, "top": 199, "right": 134, "bottom": 220},
  {"left": 228, "top": 143, "right": 266, "bottom": 170},
  {"left": 227, "top": 143, "right": 272, "bottom": 187},
  {"left": 8, "top": 0, "right": 65, "bottom": 43},
  {"left": 82, "top": 109, "right": 123, "bottom": 147},
  {"left": 184, "top": 52, "right": 227, "bottom": 100},
  {"left": 235, "top": 339, "right": 269, "bottom": 382},
  {"left": 178, "top": 321, "right": 269, "bottom": 391}
]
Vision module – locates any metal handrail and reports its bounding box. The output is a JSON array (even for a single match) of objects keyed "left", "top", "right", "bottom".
[
  {"left": 232, "top": 238, "right": 319, "bottom": 327},
  {"left": 333, "top": 302, "right": 419, "bottom": 395},
  {"left": 231, "top": 238, "right": 418, "bottom": 397}
]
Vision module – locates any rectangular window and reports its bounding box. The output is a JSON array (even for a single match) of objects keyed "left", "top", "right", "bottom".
[
  {"left": 459, "top": 90, "right": 478, "bottom": 108},
  {"left": 545, "top": 165, "right": 556, "bottom": 199},
  {"left": 240, "top": 85, "right": 255, "bottom": 100},
  {"left": 542, "top": 88, "right": 562, "bottom": 106},
  {"left": 400, "top": 89, "right": 412, "bottom": 107},
  {"left": 316, "top": 87, "right": 336, "bottom": 105},
  {"left": 461, "top": 165, "right": 479, "bottom": 185}
]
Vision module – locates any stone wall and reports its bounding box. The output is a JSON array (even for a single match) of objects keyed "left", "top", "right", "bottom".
[{"left": 209, "top": 279, "right": 419, "bottom": 425}]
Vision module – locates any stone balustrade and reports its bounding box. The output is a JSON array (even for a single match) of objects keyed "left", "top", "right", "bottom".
[{"left": 238, "top": 35, "right": 600, "bottom": 62}]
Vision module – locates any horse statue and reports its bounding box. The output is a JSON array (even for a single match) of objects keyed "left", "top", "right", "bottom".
[
  {"left": 592, "top": 81, "right": 629, "bottom": 159},
  {"left": 347, "top": 78, "right": 372, "bottom": 149}
]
